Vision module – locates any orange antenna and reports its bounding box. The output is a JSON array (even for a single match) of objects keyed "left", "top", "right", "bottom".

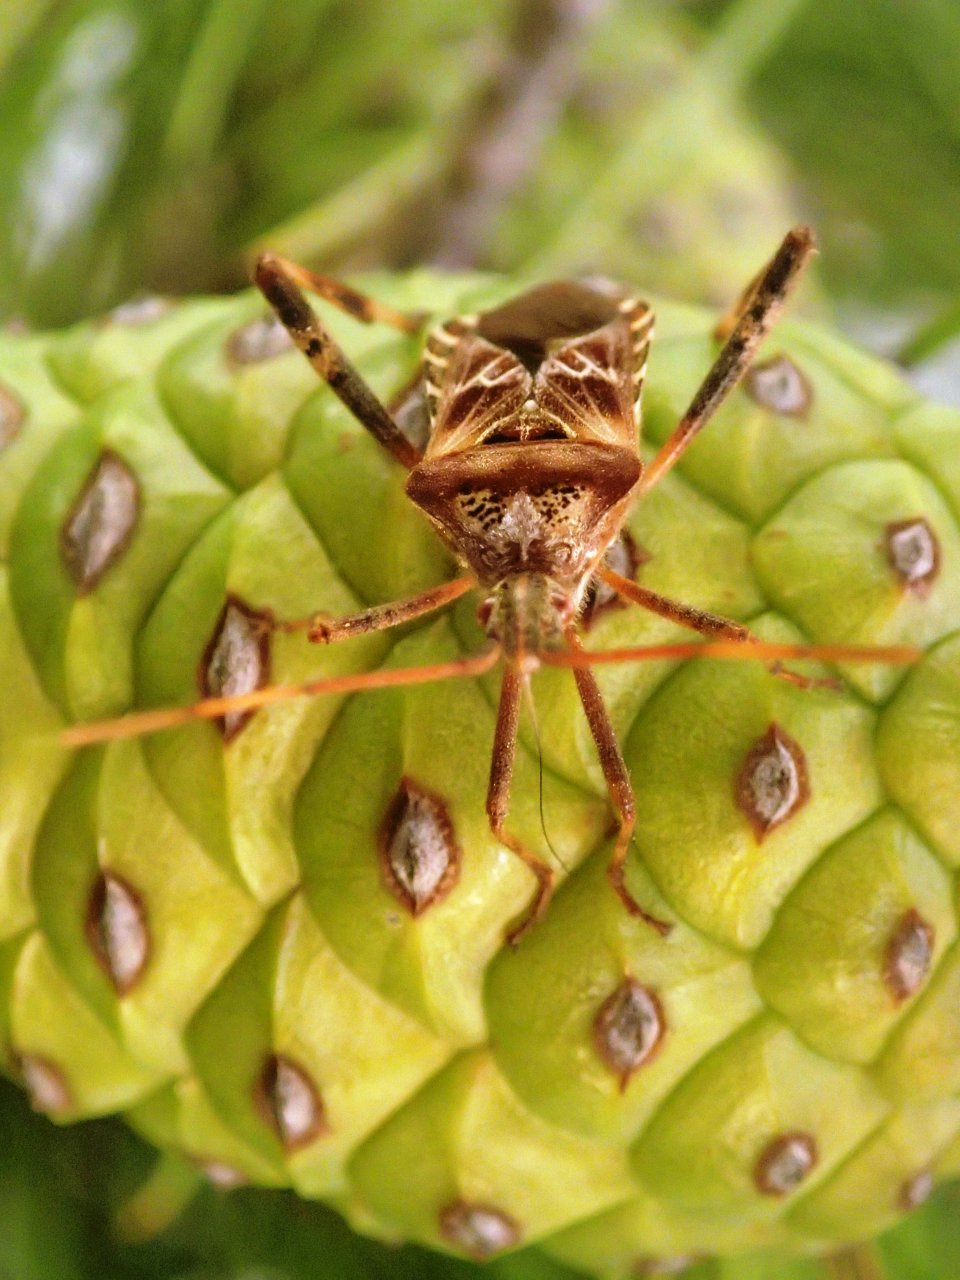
[
  {"left": 541, "top": 639, "right": 921, "bottom": 670},
  {"left": 60, "top": 646, "right": 501, "bottom": 748}
]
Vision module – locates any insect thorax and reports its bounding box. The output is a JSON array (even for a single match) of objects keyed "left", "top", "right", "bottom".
[
  {"left": 404, "top": 280, "right": 652, "bottom": 593},
  {"left": 405, "top": 442, "right": 640, "bottom": 587}
]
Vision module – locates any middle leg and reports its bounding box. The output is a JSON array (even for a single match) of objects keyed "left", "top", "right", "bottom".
[
  {"left": 597, "top": 567, "right": 839, "bottom": 691},
  {"left": 275, "top": 575, "right": 476, "bottom": 643}
]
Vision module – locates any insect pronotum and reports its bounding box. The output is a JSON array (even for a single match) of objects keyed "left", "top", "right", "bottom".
[{"left": 62, "top": 227, "right": 919, "bottom": 944}]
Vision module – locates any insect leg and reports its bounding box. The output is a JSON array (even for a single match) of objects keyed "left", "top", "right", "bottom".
[
  {"left": 637, "top": 225, "right": 816, "bottom": 498},
  {"left": 565, "top": 630, "right": 672, "bottom": 937},
  {"left": 256, "top": 255, "right": 425, "bottom": 333},
  {"left": 275, "top": 575, "right": 476, "bottom": 643},
  {"left": 597, "top": 567, "right": 839, "bottom": 691},
  {"left": 487, "top": 665, "right": 555, "bottom": 947},
  {"left": 255, "top": 253, "right": 421, "bottom": 469}
]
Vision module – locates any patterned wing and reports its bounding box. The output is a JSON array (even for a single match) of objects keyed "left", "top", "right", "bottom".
[
  {"left": 422, "top": 320, "right": 531, "bottom": 458},
  {"left": 535, "top": 298, "right": 654, "bottom": 447}
]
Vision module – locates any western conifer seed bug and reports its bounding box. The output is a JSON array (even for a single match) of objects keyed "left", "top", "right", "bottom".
[{"left": 64, "top": 227, "right": 920, "bottom": 945}]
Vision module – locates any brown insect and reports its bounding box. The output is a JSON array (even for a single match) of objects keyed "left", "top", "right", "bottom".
[{"left": 63, "top": 227, "right": 919, "bottom": 944}]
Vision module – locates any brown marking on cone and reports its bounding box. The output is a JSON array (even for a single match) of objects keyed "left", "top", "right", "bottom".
[
  {"left": 255, "top": 1053, "right": 328, "bottom": 1151},
  {"left": 593, "top": 977, "right": 666, "bottom": 1091},
  {"left": 85, "top": 870, "right": 150, "bottom": 995},
  {"left": 897, "top": 1168, "right": 934, "bottom": 1213},
  {"left": 884, "top": 518, "right": 940, "bottom": 598},
  {"left": 226, "top": 314, "right": 294, "bottom": 365},
  {"left": 0, "top": 383, "right": 25, "bottom": 451},
  {"left": 196, "top": 1158, "right": 248, "bottom": 1189},
  {"left": 633, "top": 1256, "right": 701, "bottom": 1277},
  {"left": 106, "top": 296, "right": 173, "bottom": 327},
  {"left": 582, "top": 530, "right": 650, "bottom": 629},
  {"left": 60, "top": 449, "right": 141, "bottom": 595},
  {"left": 883, "top": 908, "right": 934, "bottom": 1003},
  {"left": 745, "top": 353, "right": 812, "bottom": 417},
  {"left": 735, "top": 723, "right": 810, "bottom": 841},
  {"left": 198, "top": 595, "right": 272, "bottom": 742},
  {"left": 16, "top": 1052, "right": 72, "bottom": 1114},
  {"left": 438, "top": 1199, "right": 521, "bottom": 1260},
  {"left": 754, "top": 1131, "right": 818, "bottom": 1196},
  {"left": 378, "top": 777, "right": 461, "bottom": 916}
]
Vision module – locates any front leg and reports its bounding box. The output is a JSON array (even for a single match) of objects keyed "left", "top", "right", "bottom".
[
  {"left": 275, "top": 576, "right": 475, "bottom": 643},
  {"left": 255, "top": 253, "right": 422, "bottom": 469}
]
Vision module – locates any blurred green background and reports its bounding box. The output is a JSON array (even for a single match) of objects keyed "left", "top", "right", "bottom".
[
  {"left": 1, "top": 0, "right": 959, "bottom": 399},
  {"left": 1, "top": 1, "right": 959, "bottom": 1277}
]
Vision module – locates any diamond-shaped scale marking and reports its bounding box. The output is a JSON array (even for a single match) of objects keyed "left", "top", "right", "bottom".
[
  {"left": 734, "top": 724, "right": 809, "bottom": 841},
  {"left": 226, "top": 314, "right": 294, "bottom": 366},
  {"left": 8, "top": 380, "right": 230, "bottom": 723},
  {"left": 199, "top": 596, "right": 271, "bottom": 743},
  {"left": 485, "top": 852, "right": 759, "bottom": 1144},
  {"left": 752, "top": 459, "right": 960, "bottom": 701},
  {"left": 30, "top": 742, "right": 263, "bottom": 1077},
  {"left": 744, "top": 353, "right": 813, "bottom": 418},
  {"left": 85, "top": 870, "right": 149, "bottom": 997},
  {"left": 184, "top": 894, "right": 449, "bottom": 1201},
  {"left": 753, "top": 809, "right": 956, "bottom": 1063},
  {"left": 255, "top": 1052, "right": 328, "bottom": 1151},
  {"left": 379, "top": 778, "right": 461, "bottom": 916},
  {"left": 753, "top": 1134, "right": 818, "bottom": 1198},
  {"left": 631, "top": 1015, "right": 889, "bottom": 1216},
  {"left": 876, "top": 634, "right": 960, "bottom": 866},
  {"left": 874, "top": 941, "right": 960, "bottom": 1103},
  {"left": 348, "top": 1048, "right": 635, "bottom": 1257},
  {"left": 593, "top": 978, "right": 666, "bottom": 1091},
  {"left": 438, "top": 1200, "right": 522, "bottom": 1261},
  {"left": 297, "top": 618, "right": 608, "bottom": 1046},
  {"left": 640, "top": 329, "right": 903, "bottom": 525},
  {"left": 622, "top": 615, "right": 882, "bottom": 949},
  {"left": 787, "top": 1098, "right": 960, "bottom": 1242},
  {"left": 60, "top": 449, "right": 141, "bottom": 594},
  {"left": 135, "top": 475, "right": 392, "bottom": 906}
]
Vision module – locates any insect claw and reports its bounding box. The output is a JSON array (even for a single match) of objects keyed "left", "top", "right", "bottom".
[
  {"left": 504, "top": 877, "right": 554, "bottom": 947},
  {"left": 307, "top": 616, "right": 334, "bottom": 644},
  {"left": 607, "top": 862, "right": 673, "bottom": 937}
]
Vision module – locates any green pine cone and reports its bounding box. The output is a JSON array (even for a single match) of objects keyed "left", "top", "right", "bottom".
[{"left": 2, "top": 270, "right": 959, "bottom": 1277}]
